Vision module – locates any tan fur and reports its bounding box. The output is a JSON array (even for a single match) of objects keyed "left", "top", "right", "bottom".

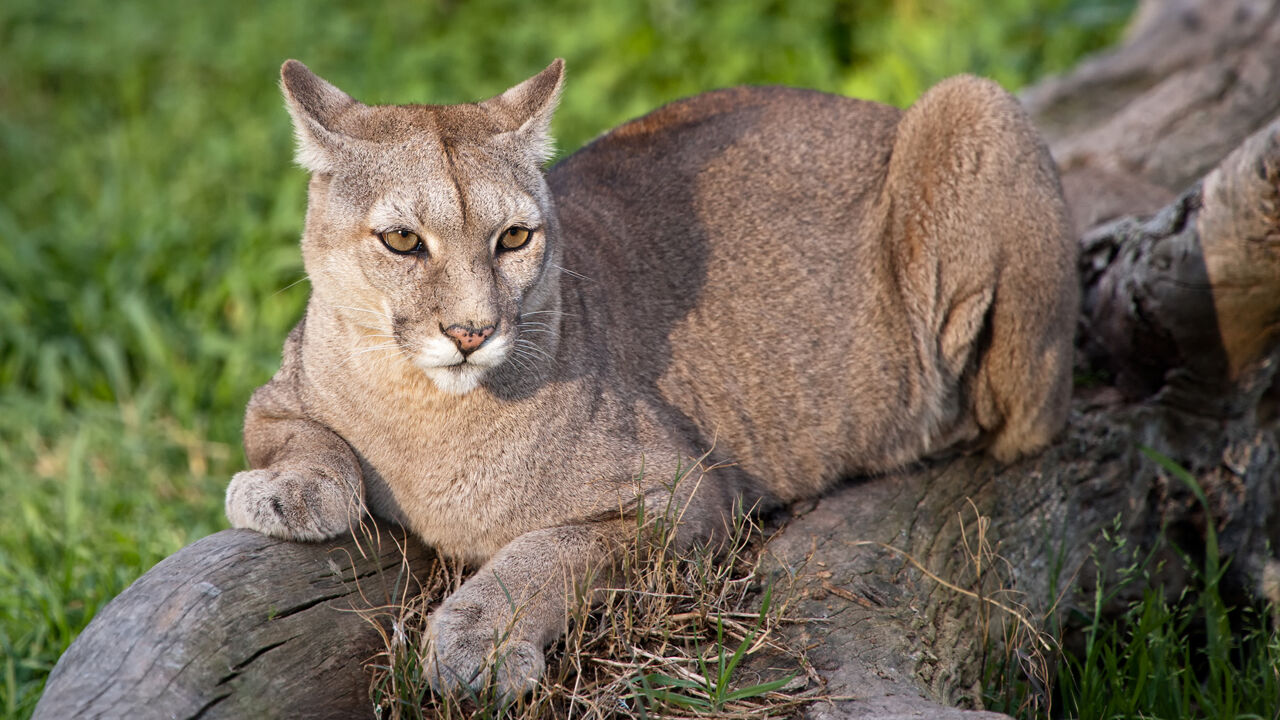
[{"left": 225, "top": 59, "right": 1078, "bottom": 696}]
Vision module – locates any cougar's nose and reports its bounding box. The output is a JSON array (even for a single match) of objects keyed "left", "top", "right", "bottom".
[{"left": 442, "top": 323, "right": 495, "bottom": 354}]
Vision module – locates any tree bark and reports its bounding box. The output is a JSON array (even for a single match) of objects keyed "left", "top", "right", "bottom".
[
  {"left": 33, "top": 1, "right": 1280, "bottom": 718},
  {"left": 32, "top": 523, "right": 438, "bottom": 720}
]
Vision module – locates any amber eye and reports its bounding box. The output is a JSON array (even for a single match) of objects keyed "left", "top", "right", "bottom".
[
  {"left": 379, "top": 229, "right": 424, "bottom": 255},
  {"left": 498, "top": 226, "right": 532, "bottom": 251}
]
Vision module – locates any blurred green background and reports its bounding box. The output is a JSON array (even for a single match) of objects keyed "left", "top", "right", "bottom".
[{"left": 0, "top": 0, "right": 1133, "bottom": 715}]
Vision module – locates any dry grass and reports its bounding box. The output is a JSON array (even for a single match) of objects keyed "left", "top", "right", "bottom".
[{"left": 361, "top": 496, "right": 822, "bottom": 719}]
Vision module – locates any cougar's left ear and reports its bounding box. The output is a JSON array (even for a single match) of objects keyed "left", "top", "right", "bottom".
[
  {"left": 280, "top": 59, "right": 363, "bottom": 174},
  {"left": 481, "top": 59, "right": 565, "bottom": 165}
]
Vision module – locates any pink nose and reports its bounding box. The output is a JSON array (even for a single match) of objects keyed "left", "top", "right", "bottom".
[{"left": 443, "top": 323, "right": 495, "bottom": 354}]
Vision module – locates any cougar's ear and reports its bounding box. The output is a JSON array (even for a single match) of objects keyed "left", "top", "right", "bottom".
[
  {"left": 280, "top": 60, "right": 360, "bottom": 173},
  {"left": 481, "top": 59, "right": 565, "bottom": 165}
]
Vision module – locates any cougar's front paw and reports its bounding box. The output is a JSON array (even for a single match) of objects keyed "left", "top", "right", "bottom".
[
  {"left": 225, "top": 467, "right": 362, "bottom": 541},
  {"left": 423, "top": 601, "right": 544, "bottom": 700}
]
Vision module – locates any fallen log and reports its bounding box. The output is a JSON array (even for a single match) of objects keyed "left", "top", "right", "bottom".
[
  {"left": 33, "top": 1, "right": 1280, "bottom": 717},
  {"left": 33, "top": 524, "right": 437, "bottom": 719}
]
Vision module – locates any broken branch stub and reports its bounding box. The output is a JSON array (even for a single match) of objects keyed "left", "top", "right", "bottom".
[{"left": 1079, "top": 119, "right": 1280, "bottom": 414}]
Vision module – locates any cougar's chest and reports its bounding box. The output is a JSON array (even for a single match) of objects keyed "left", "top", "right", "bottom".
[{"left": 307, "top": 366, "right": 540, "bottom": 559}]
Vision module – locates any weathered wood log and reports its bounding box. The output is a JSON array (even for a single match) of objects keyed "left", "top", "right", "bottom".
[
  {"left": 33, "top": 522, "right": 437, "bottom": 719},
  {"left": 1023, "top": 0, "right": 1280, "bottom": 233},
  {"left": 1079, "top": 122, "right": 1280, "bottom": 408},
  {"left": 34, "top": 1, "right": 1280, "bottom": 717}
]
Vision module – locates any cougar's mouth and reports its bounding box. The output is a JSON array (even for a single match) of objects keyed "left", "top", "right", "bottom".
[
  {"left": 418, "top": 361, "right": 487, "bottom": 395},
  {"left": 409, "top": 332, "right": 511, "bottom": 395}
]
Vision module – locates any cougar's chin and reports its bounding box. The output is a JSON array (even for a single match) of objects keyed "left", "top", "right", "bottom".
[
  {"left": 420, "top": 364, "right": 487, "bottom": 395},
  {"left": 413, "top": 335, "right": 510, "bottom": 395}
]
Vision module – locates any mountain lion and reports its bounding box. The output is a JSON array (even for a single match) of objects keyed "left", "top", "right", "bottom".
[{"left": 225, "top": 59, "right": 1077, "bottom": 697}]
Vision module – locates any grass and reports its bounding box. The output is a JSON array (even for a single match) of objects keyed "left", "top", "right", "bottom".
[
  {"left": 1050, "top": 453, "right": 1280, "bottom": 720},
  {"left": 983, "top": 454, "right": 1280, "bottom": 720},
  {"left": 0, "top": 0, "right": 1138, "bottom": 717},
  {"left": 366, "top": 491, "right": 814, "bottom": 719}
]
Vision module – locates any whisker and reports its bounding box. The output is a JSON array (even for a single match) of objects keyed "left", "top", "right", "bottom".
[
  {"left": 514, "top": 338, "right": 554, "bottom": 362},
  {"left": 340, "top": 343, "right": 401, "bottom": 367},
  {"left": 505, "top": 353, "right": 534, "bottom": 374},
  {"left": 520, "top": 309, "right": 576, "bottom": 318},
  {"left": 350, "top": 320, "right": 396, "bottom": 339},
  {"left": 333, "top": 304, "right": 394, "bottom": 320},
  {"left": 551, "top": 264, "right": 592, "bottom": 282},
  {"left": 510, "top": 346, "right": 537, "bottom": 362},
  {"left": 350, "top": 343, "right": 400, "bottom": 356},
  {"left": 518, "top": 327, "right": 560, "bottom": 338},
  {"left": 509, "top": 350, "right": 540, "bottom": 372},
  {"left": 272, "top": 274, "right": 311, "bottom": 297}
]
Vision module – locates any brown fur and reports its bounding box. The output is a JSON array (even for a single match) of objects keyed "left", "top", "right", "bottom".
[{"left": 225, "top": 59, "right": 1077, "bottom": 696}]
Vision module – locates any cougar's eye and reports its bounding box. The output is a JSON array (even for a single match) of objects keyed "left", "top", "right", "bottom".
[
  {"left": 379, "top": 229, "right": 424, "bottom": 255},
  {"left": 498, "top": 226, "right": 532, "bottom": 251}
]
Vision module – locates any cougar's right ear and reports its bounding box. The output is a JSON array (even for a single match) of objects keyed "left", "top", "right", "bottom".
[
  {"left": 280, "top": 60, "right": 360, "bottom": 174},
  {"left": 481, "top": 59, "right": 565, "bottom": 165}
]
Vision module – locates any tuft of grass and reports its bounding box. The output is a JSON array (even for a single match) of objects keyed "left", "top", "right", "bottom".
[
  {"left": 366, "top": 487, "right": 815, "bottom": 719},
  {"left": 627, "top": 586, "right": 795, "bottom": 715},
  {"left": 990, "top": 451, "right": 1280, "bottom": 720},
  {"left": 1052, "top": 452, "right": 1280, "bottom": 720}
]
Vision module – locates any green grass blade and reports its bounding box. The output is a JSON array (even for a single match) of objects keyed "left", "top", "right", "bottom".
[{"left": 723, "top": 674, "right": 795, "bottom": 702}]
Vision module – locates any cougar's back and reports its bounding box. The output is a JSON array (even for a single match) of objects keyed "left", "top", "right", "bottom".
[
  {"left": 548, "top": 81, "right": 1074, "bottom": 499},
  {"left": 549, "top": 87, "right": 913, "bottom": 497}
]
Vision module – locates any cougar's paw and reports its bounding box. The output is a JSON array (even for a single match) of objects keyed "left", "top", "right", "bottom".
[
  {"left": 423, "top": 602, "right": 544, "bottom": 700},
  {"left": 224, "top": 467, "right": 360, "bottom": 541}
]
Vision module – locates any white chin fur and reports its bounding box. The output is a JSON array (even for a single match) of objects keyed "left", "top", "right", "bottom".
[
  {"left": 421, "top": 363, "right": 487, "bottom": 395},
  {"left": 413, "top": 335, "right": 510, "bottom": 395}
]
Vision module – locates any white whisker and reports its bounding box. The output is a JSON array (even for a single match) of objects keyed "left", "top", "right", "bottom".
[
  {"left": 505, "top": 353, "right": 534, "bottom": 374},
  {"left": 355, "top": 323, "right": 395, "bottom": 337},
  {"left": 350, "top": 343, "right": 400, "bottom": 356},
  {"left": 515, "top": 338, "right": 554, "bottom": 362},
  {"left": 551, "top": 264, "right": 592, "bottom": 282},
  {"left": 518, "top": 327, "right": 559, "bottom": 338},
  {"left": 333, "top": 304, "right": 393, "bottom": 320},
  {"left": 340, "top": 342, "right": 402, "bottom": 367},
  {"left": 510, "top": 350, "right": 538, "bottom": 370},
  {"left": 272, "top": 274, "right": 311, "bottom": 297}
]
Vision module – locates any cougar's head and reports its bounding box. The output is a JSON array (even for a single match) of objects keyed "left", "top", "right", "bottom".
[{"left": 281, "top": 59, "right": 564, "bottom": 394}]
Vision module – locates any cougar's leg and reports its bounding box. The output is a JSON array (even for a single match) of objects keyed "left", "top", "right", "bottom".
[{"left": 225, "top": 323, "right": 367, "bottom": 540}]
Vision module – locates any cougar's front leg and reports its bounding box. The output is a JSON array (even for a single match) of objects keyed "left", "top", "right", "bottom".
[
  {"left": 225, "top": 327, "right": 366, "bottom": 541},
  {"left": 425, "top": 469, "right": 740, "bottom": 699},
  {"left": 423, "top": 519, "right": 632, "bottom": 698}
]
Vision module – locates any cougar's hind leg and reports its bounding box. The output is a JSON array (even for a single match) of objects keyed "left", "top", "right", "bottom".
[{"left": 887, "top": 75, "right": 1078, "bottom": 462}]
